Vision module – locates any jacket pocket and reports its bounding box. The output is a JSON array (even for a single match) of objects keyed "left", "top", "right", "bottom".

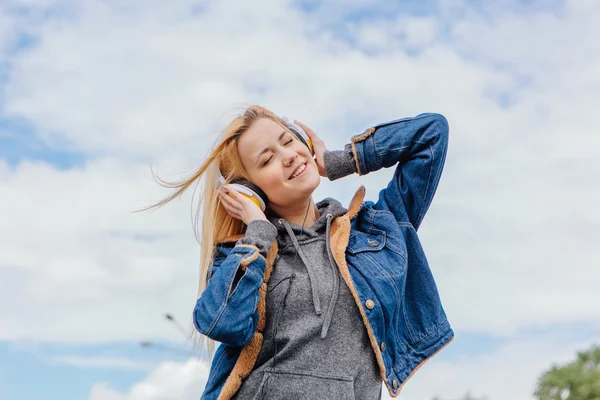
[
  {"left": 346, "top": 230, "right": 406, "bottom": 279},
  {"left": 251, "top": 369, "right": 355, "bottom": 400}
]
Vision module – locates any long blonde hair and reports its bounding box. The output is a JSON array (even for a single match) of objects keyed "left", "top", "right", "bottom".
[{"left": 136, "top": 105, "right": 288, "bottom": 360}]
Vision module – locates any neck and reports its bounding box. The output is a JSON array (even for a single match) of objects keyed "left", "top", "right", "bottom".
[{"left": 270, "top": 197, "right": 320, "bottom": 227}]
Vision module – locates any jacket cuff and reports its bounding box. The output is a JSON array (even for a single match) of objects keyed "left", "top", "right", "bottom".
[
  {"left": 236, "top": 220, "right": 278, "bottom": 259},
  {"left": 323, "top": 143, "right": 357, "bottom": 181}
]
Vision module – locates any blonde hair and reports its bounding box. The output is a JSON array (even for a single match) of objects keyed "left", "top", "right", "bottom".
[{"left": 136, "top": 105, "right": 288, "bottom": 361}]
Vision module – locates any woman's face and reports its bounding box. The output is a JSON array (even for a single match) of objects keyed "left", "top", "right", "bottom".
[{"left": 237, "top": 118, "right": 320, "bottom": 209}]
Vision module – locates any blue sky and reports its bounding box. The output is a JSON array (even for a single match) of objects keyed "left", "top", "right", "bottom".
[
  {"left": 1, "top": 0, "right": 599, "bottom": 399},
  {"left": 0, "top": 341, "right": 150, "bottom": 400},
  {"left": 0, "top": 120, "right": 86, "bottom": 169}
]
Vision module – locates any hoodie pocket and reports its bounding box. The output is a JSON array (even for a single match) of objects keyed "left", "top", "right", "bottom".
[{"left": 251, "top": 369, "right": 355, "bottom": 400}]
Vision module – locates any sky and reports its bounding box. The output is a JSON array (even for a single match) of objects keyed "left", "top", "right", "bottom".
[{"left": 0, "top": 0, "right": 599, "bottom": 399}]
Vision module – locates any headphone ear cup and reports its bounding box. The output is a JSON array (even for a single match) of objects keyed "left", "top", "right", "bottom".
[{"left": 229, "top": 178, "right": 269, "bottom": 211}]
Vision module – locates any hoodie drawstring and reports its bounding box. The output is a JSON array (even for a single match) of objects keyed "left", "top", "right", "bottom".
[
  {"left": 321, "top": 214, "right": 339, "bottom": 338},
  {"left": 279, "top": 214, "right": 339, "bottom": 338}
]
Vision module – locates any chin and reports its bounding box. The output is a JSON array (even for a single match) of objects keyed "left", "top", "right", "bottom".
[
  {"left": 309, "top": 172, "right": 321, "bottom": 189},
  {"left": 300, "top": 167, "right": 321, "bottom": 189},
  {"left": 276, "top": 177, "right": 320, "bottom": 203}
]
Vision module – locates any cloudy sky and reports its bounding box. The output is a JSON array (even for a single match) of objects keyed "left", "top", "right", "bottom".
[{"left": 1, "top": 0, "right": 599, "bottom": 399}]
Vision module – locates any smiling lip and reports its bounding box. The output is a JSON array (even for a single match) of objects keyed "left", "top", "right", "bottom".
[{"left": 289, "top": 162, "right": 308, "bottom": 180}]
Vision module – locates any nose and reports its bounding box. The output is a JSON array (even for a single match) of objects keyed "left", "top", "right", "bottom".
[{"left": 283, "top": 147, "right": 298, "bottom": 167}]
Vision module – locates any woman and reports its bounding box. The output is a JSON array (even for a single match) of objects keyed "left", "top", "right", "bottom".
[{"left": 148, "top": 105, "right": 453, "bottom": 399}]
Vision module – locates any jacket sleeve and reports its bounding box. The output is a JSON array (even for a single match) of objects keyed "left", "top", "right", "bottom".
[
  {"left": 192, "top": 220, "right": 278, "bottom": 346},
  {"left": 324, "top": 113, "right": 449, "bottom": 230}
]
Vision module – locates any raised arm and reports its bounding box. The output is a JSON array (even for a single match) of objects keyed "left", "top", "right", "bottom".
[{"left": 324, "top": 113, "right": 449, "bottom": 230}]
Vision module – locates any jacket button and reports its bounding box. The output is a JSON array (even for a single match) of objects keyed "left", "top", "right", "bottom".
[
  {"left": 368, "top": 240, "right": 379, "bottom": 247},
  {"left": 365, "top": 300, "right": 375, "bottom": 309},
  {"left": 393, "top": 379, "right": 398, "bottom": 389},
  {"left": 380, "top": 342, "right": 386, "bottom": 352}
]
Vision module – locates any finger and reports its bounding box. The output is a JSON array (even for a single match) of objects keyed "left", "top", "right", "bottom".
[
  {"left": 223, "top": 184, "right": 242, "bottom": 198},
  {"left": 221, "top": 185, "right": 257, "bottom": 215},
  {"left": 294, "top": 120, "right": 312, "bottom": 135},
  {"left": 221, "top": 204, "right": 241, "bottom": 220},
  {"left": 295, "top": 120, "right": 321, "bottom": 144},
  {"left": 223, "top": 188, "right": 247, "bottom": 208},
  {"left": 220, "top": 185, "right": 237, "bottom": 199},
  {"left": 219, "top": 190, "right": 243, "bottom": 210},
  {"left": 221, "top": 202, "right": 242, "bottom": 220},
  {"left": 225, "top": 185, "right": 256, "bottom": 207},
  {"left": 218, "top": 192, "right": 243, "bottom": 214},
  {"left": 294, "top": 120, "right": 311, "bottom": 134}
]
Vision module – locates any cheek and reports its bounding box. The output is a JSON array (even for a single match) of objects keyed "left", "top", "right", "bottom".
[
  {"left": 255, "top": 168, "right": 284, "bottom": 191},
  {"left": 308, "top": 167, "right": 322, "bottom": 186}
]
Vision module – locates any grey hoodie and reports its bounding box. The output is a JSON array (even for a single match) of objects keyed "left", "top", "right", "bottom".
[{"left": 230, "top": 146, "right": 382, "bottom": 400}]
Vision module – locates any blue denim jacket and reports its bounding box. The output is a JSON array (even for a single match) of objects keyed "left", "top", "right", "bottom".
[{"left": 193, "top": 113, "right": 454, "bottom": 399}]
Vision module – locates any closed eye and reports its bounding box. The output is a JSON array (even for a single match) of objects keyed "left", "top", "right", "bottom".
[{"left": 262, "top": 139, "right": 294, "bottom": 166}]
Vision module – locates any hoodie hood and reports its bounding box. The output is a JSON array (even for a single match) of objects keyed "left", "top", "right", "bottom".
[{"left": 267, "top": 197, "right": 348, "bottom": 252}]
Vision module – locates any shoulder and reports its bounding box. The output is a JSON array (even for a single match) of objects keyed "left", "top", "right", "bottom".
[{"left": 350, "top": 200, "right": 396, "bottom": 231}]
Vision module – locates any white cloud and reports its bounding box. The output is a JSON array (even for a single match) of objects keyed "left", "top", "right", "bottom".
[
  {"left": 89, "top": 383, "right": 127, "bottom": 400},
  {"left": 89, "top": 358, "right": 210, "bottom": 400},
  {"left": 403, "top": 17, "right": 437, "bottom": 47},
  {"left": 0, "top": 157, "right": 205, "bottom": 342}
]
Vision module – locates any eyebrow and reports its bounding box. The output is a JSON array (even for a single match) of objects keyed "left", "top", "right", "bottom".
[{"left": 255, "top": 130, "right": 289, "bottom": 165}]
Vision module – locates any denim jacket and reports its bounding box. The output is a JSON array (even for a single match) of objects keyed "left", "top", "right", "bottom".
[{"left": 193, "top": 113, "right": 454, "bottom": 399}]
